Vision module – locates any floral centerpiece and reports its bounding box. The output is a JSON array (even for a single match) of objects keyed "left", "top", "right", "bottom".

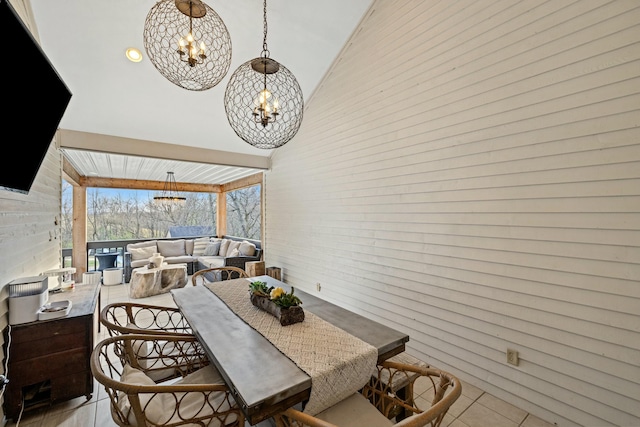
[{"left": 249, "top": 281, "right": 304, "bottom": 326}]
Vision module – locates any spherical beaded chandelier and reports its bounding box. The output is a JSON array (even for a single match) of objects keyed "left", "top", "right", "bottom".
[
  {"left": 224, "top": 0, "right": 303, "bottom": 149},
  {"left": 143, "top": 0, "right": 232, "bottom": 91}
]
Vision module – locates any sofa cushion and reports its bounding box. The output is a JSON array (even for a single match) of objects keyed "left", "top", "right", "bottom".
[
  {"left": 197, "top": 256, "right": 225, "bottom": 269},
  {"left": 129, "top": 245, "right": 157, "bottom": 261},
  {"left": 226, "top": 241, "right": 241, "bottom": 257},
  {"left": 127, "top": 240, "right": 157, "bottom": 253},
  {"left": 164, "top": 255, "right": 196, "bottom": 264},
  {"left": 203, "top": 240, "right": 221, "bottom": 256},
  {"left": 316, "top": 392, "right": 392, "bottom": 427},
  {"left": 157, "top": 239, "right": 186, "bottom": 257},
  {"left": 192, "top": 237, "right": 210, "bottom": 256},
  {"left": 239, "top": 241, "right": 256, "bottom": 257},
  {"left": 130, "top": 259, "right": 150, "bottom": 268},
  {"left": 218, "top": 239, "right": 231, "bottom": 257},
  {"left": 228, "top": 248, "right": 240, "bottom": 257}
]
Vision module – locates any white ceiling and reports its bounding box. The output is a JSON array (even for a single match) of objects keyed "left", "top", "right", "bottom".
[{"left": 29, "top": 0, "right": 372, "bottom": 184}]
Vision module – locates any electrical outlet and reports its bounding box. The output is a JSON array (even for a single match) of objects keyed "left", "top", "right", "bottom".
[
  {"left": 506, "top": 348, "right": 519, "bottom": 366},
  {"left": 316, "top": 282, "right": 321, "bottom": 292}
]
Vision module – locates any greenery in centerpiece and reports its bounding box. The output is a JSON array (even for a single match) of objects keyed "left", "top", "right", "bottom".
[
  {"left": 269, "top": 287, "right": 302, "bottom": 308},
  {"left": 249, "top": 280, "right": 272, "bottom": 297},
  {"left": 249, "top": 281, "right": 304, "bottom": 325}
]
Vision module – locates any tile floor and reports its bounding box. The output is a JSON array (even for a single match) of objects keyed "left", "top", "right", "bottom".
[{"left": 6, "top": 281, "right": 556, "bottom": 427}]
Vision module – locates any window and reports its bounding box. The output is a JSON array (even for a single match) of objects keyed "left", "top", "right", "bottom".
[
  {"left": 61, "top": 181, "right": 218, "bottom": 246},
  {"left": 226, "top": 184, "right": 261, "bottom": 240}
]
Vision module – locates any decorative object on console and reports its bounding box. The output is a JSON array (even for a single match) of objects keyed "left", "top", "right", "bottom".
[
  {"left": 42, "top": 267, "right": 76, "bottom": 289},
  {"left": 37, "top": 300, "right": 72, "bottom": 320},
  {"left": 143, "top": 0, "right": 232, "bottom": 91},
  {"left": 153, "top": 172, "right": 186, "bottom": 205},
  {"left": 7, "top": 276, "right": 48, "bottom": 325},
  {"left": 249, "top": 281, "right": 304, "bottom": 326},
  {"left": 224, "top": 0, "right": 303, "bottom": 149}
]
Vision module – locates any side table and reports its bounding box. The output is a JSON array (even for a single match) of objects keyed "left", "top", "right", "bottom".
[
  {"left": 95, "top": 252, "right": 118, "bottom": 271},
  {"left": 266, "top": 266, "right": 282, "bottom": 281},
  {"left": 246, "top": 261, "right": 265, "bottom": 277},
  {"left": 102, "top": 267, "right": 123, "bottom": 285}
]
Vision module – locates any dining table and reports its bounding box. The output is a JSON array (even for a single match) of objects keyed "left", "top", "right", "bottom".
[{"left": 171, "top": 274, "right": 409, "bottom": 425}]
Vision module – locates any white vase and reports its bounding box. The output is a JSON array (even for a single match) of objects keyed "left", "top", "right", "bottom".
[{"left": 149, "top": 253, "right": 164, "bottom": 269}]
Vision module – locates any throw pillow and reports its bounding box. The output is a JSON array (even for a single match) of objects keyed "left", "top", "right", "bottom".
[
  {"left": 118, "top": 364, "right": 167, "bottom": 424},
  {"left": 226, "top": 241, "right": 241, "bottom": 257},
  {"left": 172, "top": 366, "right": 235, "bottom": 423},
  {"left": 218, "top": 239, "right": 231, "bottom": 257},
  {"left": 203, "top": 240, "right": 221, "bottom": 256},
  {"left": 228, "top": 248, "right": 240, "bottom": 257},
  {"left": 239, "top": 241, "right": 256, "bottom": 257},
  {"left": 129, "top": 245, "right": 157, "bottom": 261},
  {"left": 192, "top": 237, "right": 210, "bottom": 256},
  {"left": 157, "top": 239, "right": 186, "bottom": 257},
  {"left": 185, "top": 239, "right": 195, "bottom": 256},
  {"left": 127, "top": 240, "right": 158, "bottom": 251}
]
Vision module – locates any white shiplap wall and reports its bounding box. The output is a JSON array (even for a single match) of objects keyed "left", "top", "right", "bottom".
[
  {"left": 0, "top": 2, "right": 63, "bottom": 423},
  {"left": 265, "top": 1, "right": 640, "bottom": 426},
  {"left": 0, "top": 143, "right": 63, "bottom": 423}
]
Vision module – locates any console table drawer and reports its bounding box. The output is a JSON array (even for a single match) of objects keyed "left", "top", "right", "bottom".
[
  {"left": 10, "top": 348, "right": 88, "bottom": 386},
  {"left": 9, "top": 317, "right": 87, "bottom": 343},
  {"left": 11, "top": 330, "right": 87, "bottom": 362}
]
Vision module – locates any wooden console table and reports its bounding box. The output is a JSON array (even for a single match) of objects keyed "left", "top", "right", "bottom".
[{"left": 2, "top": 282, "right": 100, "bottom": 420}]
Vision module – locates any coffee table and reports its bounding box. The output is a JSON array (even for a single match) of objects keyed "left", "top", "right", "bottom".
[{"left": 129, "top": 263, "right": 188, "bottom": 298}]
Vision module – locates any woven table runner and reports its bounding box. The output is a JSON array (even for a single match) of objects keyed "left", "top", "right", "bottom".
[{"left": 205, "top": 280, "right": 377, "bottom": 416}]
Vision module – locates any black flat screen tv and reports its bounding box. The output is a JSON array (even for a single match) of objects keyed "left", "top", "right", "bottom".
[{"left": 0, "top": 0, "right": 72, "bottom": 194}]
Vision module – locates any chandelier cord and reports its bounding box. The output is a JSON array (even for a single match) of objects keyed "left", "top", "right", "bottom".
[
  {"left": 261, "top": 0, "right": 269, "bottom": 58},
  {"left": 261, "top": 0, "right": 269, "bottom": 93},
  {"left": 188, "top": 1, "right": 194, "bottom": 36}
]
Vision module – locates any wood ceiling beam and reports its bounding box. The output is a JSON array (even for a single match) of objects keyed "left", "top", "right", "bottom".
[
  {"left": 62, "top": 155, "right": 82, "bottom": 186},
  {"left": 221, "top": 173, "right": 263, "bottom": 192},
  {"left": 80, "top": 176, "right": 221, "bottom": 193}
]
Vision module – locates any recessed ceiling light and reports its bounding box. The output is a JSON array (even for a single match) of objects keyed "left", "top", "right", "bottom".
[{"left": 125, "top": 47, "right": 143, "bottom": 63}]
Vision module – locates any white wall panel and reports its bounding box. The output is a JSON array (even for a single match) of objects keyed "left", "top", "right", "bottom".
[
  {"left": 265, "top": 1, "right": 640, "bottom": 426},
  {"left": 1, "top": 4, "right": 63, "bottom": 422}
]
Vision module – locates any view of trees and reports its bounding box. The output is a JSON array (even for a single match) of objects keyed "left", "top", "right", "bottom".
[
  {"left": 61, "top": 181, "right": 261, "bottom": 247},
  {"left": 227, "top": 185, "right": 261, "bottom": 239}
]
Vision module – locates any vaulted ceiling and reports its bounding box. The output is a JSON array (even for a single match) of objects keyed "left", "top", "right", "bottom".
[{"left": 29, "top": 0, "right": 372, "bottom": 186}]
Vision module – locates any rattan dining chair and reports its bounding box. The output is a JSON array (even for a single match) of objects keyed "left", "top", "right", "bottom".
[
  {"left": 191, "top": 266, "right": 249, "bottom": 286},
  {"left": 100, "top": 302, "right": 203, "bottom": 382},
  {"left": 91, "top": 334, "right": 245, "bottom": 427},
  {"left": 273, "top": 360, "right": 461, "bottom": 427},
  {"left": 101, "top": 301, "right": 192, "bottom": 337}
]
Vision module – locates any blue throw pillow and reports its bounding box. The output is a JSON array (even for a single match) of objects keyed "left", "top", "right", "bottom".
[{"left": 203, "top": 240, "right": 221, "bottom": 256}]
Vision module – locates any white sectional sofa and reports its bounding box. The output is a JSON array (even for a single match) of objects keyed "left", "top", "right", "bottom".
[{"left": 123, "top": 236, "right": 262, "bottom": 283}]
